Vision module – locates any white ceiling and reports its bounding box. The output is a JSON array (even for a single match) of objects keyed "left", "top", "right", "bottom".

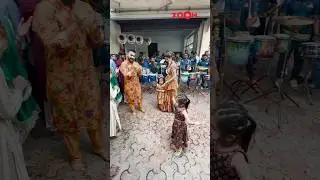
[{"left": 111, "top": 0, "right": 210, "bottom": 11}]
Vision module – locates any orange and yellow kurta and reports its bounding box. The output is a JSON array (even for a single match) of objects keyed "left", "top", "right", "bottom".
[
  {"left": 119, "top": 59, "right": 143, "bottom": 112},
  {"left": 32, "top": 0, "right": 103, "bottom": 132}
]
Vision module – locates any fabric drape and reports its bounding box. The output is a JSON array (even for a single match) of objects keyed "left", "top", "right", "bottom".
[{"left": 0, "top": 16, "right": 39, "bottom": 134}]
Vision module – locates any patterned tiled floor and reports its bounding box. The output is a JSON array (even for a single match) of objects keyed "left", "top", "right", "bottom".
[
  {"left": 110, "top": 92, "right": 211, "bottom": 180},
  {"left": 24, "top": 132, "right": 108, "bottom": 180},
  {"left": 22, "top": 87, "right": 320, "bottom": 179},
  {"left": 23, "top": 91, "right": 210, "bottom": 180}
]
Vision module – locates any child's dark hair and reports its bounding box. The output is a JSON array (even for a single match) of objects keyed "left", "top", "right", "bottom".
[
  {"left": 214, "top": 101, "right": 256, "bottom": 152},
  {"left": 157, "top": 76, "right": 165, "bottom": 84},
  {"left": 176, "top": 94, "right": 191, "bottom": 110}
]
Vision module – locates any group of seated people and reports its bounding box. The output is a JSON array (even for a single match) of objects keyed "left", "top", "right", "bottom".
[
  {"left": 137, "top": 50, "right": 210, "bottom": 88},
  {"left": 135, "top": 50, "right": 211, "bottom": 88},
  {"left": 137, "top": 50, "right": 210, "bottom": 70}
]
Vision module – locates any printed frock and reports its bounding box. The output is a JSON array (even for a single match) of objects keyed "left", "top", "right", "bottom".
[
  {"left": 211, "top": 148, "right": 248, "bottom": 180},
  {"left": 32, "top": 0, "right": 104, "bottom": 132},
  {"left": 171, "top": 109, "right": 188, "bottom": 149},
  {"left": 156, "top": 87, "right": 166, "bottom": 110},
  {"left": 157, "top": 85, "right": 173, "bottom": 112}
]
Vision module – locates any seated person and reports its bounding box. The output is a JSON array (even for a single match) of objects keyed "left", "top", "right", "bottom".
[
  {"left": 175, "top": 53, "right": 182, "bottom": 63},
  {"left": 180, "top": 53, "right": 193, "bottom": 72},
  {"left": 190, "top": 57, "right": 197, "bottom": 70},
  {"left": 198, "top": 54, "right": 210, "bottom": 68},
  {"left": 162, "top": 61, "right": 168, "bottom": 77},
  {"left": 155, "top": 55, "right": 161, "bottom": 63},
  {"left": 198, "top": 54, "right": 210, "bottom": 88},
  {"left": 149, "top": 58, "right": 158, "bottom": 74},
  {"left": 191, "top": 51, "right": 200, "bottom": 64},
  {"left": 137, "top": 52, "right": 144, "bottom": 65},
  {"left": 142, "top": 56, "right": 150, "bottom": 69}
]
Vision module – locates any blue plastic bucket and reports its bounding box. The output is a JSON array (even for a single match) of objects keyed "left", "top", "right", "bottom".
[
  {"left": 149, "top": 74, "right": 157, "bottom": 83},
  {"left": 141, "top": 75, "right": 149, "bottom": 84},
  {"left": 226, "top": 36, "right": 253, "bottom": 65}
]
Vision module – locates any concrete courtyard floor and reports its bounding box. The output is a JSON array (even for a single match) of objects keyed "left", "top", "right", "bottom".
[
  {"left": 23, "top": 129, "right": 109, "bottom": 180},
  {"left": 110, "top": 92, "right": 211, "bottom": 180},
  {"left": 22, "top": 90, "right": 210, "bottom": 180},
  {"left": 245, "top": 95, "right": 320, "bottom": 180},
  {"left": 218, "top": 80, "right": 320, "bottom": 180},
  {"left": 22, "top": 85, "right": 320, "bottom": 179}
]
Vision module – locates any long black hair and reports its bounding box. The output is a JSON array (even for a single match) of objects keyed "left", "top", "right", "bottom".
[
  {"left": 214, "top": 101, "right": 256, "bottom": 152},
  {"left": 176, "top": 94, "right": 191, "bottom": 110}
]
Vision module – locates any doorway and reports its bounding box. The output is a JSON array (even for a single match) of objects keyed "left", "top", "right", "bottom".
[{"left": 148, "top": 43, "right": 158, "bottom": 58}]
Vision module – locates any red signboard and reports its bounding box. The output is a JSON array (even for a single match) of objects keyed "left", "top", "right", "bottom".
[{"left": 171, "top": 11, "right": 198, "bottom": 20}]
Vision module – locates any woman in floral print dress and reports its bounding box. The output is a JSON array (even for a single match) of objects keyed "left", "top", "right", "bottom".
[{"left": 159, "top": 51, "right": 178, "bottom": 112}]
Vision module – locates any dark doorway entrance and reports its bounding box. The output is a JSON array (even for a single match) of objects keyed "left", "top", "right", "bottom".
[{"left": 148, "top": 43, "right": 158, "bottom": 58}]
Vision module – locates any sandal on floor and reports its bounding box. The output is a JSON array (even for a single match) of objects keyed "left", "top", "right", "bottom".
[
  {"left": 174, "top": 149, "right": 183, "bottom": 157},
  {"left": 70, "top": 159, "right": 85, "bottom": 171}
]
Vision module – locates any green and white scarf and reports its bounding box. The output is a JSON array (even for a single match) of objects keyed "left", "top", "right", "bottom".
[{"left": 110, "top": 71, "right": 122, "bottom": 104}]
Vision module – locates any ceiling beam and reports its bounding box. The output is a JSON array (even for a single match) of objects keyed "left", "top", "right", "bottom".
[
  {"left": 121, "top": 26, "right": 198, "bottom": 32},
  {"left": 110, "top": 9, "right": 210, "bottom": 20},
  {"left": 118, "top": 19, "right": 203, "bottom": 32}
]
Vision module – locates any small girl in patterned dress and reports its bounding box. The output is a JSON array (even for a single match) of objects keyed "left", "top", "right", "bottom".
[
  {"left": 170, "top": 94, "right": 190, "bottom": 156},
  {"left": 212, "top": 101, "right": 256, "bottom": 180},
  {"left": 156, "top": 76, "right": 166, "bottom": 110}
]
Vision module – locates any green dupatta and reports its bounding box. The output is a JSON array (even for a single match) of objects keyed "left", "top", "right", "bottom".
[
  {"left": 0, "top": 16, "right": 39, "bottom": 123},
  {"left": 110, "top": 71, "right": 122, "bottom": 104}
]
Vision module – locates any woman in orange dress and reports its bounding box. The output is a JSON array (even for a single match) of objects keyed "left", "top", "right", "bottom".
[{"left": 160, "top": 51, "right": 178, "bottom": 112}]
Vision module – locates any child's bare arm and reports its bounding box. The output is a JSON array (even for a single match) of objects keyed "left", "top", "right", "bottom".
[
  {"left": 231, "top": 153, "right": 251, "bottom": 180},
  {"left": 183, "top": 111, "right": 198, "bottom": 125},
  {"left": 182, "top": 110, "right": 190, "bottom": 122}
]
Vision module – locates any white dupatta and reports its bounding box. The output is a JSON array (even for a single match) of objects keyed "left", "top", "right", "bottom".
[
  {"left": 0, "top": 68, "right": 30, "bottom": 180},
  {"left": 110, "top": 84, "right": 121, "bottom": 137}
]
